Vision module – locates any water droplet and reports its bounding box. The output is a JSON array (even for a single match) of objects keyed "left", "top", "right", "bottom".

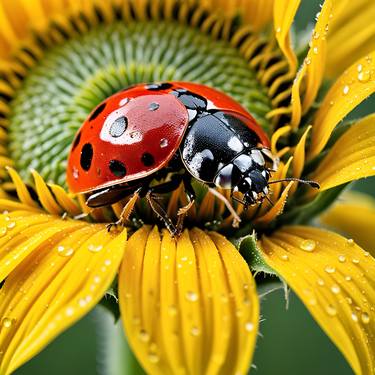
[
  {"left": 148, "top": 102, "right": 160, "bottom": 111},
  {"left": 280, "top": 254, "right": 289, "bottom": 261},
  {"left": 276, "top": 26, "right": 281, "bottom": 33},
  {"left": 245, "top": 322, "right": 254, "bottom": 332},
  {"left": 329, "top": 100, "right": 334, "bottom": 106},
  {"left": 313, "top": 31, "right": 320, "bottom": 39},
  {"left": 160, "top": 138, "right": 169, "bottom": 148},
  {"left": 326, "top": 305, "right": 337, "bottom": 316},
  {"left": 331, "top": 284, "right": 340, "bottom": 294},
  {"left": 345, "top": 275, "right": 352, "bottom": 282},
  {"left": 346, "top": 238, "right": 354, "bottom": 246},
  {"left": 351, "top": 312, "right": 358, "bottom": 322},
  {"left": 104, "top": 259, "right": 111, "bottom": 266},
  {"left": 342, "top": 85, "right": 350, "bottom": 95},
  {"left": 300, "top": 239, "right": 316, "bottom": 252},
  {"left": 148, "top": 345, "right": 160, "bottom": 364},
  {"left": 0, "top": 228, "right": 7, "bottom": 237},
  {"left": 313, "top": 47, "right": 318, "bottom": 54},
  {"left": 139, "top": 329, "right": 150, "bottom": 342},
  {"left": 190, "top": 326, "right": 200, "bottom": 336},
  {"left": 93, "top": 275, "right": 101, "bottom": 284},
  {"left": 317, "top": 278, "right": 325, "bottom": 286},
  {"left": 325, "top": 265, "right": 335, "bottom": 274},
  {"left": 1, "top": 317, "right": 15, "bottom": 328},
  {"left": 130, "top": 131, "right": 142, "bottom": 139},
  {"left": 352, "top": 258, "right": 360, "bottom": 265},
  {"left": 305, "top": 57, "right": 311, "bottom": 65},
  {"left": 66, "top": 307, "right": 74, "bottom": 317},
  {"left": 119, "top": 98, "right": 129, "bottom": 106},
  {"left": 346, "top": 297, "right": 353, "bottom": 305},
  {"left": 338, "top": 255, "right": 346, "bottom": 263},
  {"left": 357, "top": 64, "right": 363, "bottom": 72},
  {"left": 57, "top": 245, "right": 74, "bottom": 257},
  {"left": 185, "top": 291, "right": 198, "bottom": 302},
  {"left": 7, "top": 222, "right": 15, "bottom": 229},
  {"left": 361, "top": 312, "right": 370, "bottom": 324},
  {"left": 357, "top": 70, "right": 371, "bottom": 83},
  {"left": 72, "top": 167, "right": 79, "bottom": 180},
  {"left": 88, "top": 244, "right": 103, "bottom": 253}
]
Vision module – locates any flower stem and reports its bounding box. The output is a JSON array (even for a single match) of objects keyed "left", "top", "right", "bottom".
[{"left": 95, "top": 307, "right": 145, "bottom": 375}]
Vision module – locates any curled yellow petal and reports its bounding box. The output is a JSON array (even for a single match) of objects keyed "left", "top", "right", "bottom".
[
  {"left": 258, "top": 226, "right": 375, "bottom": 375},
  {"left": 273, "top": 0, "right": 300, "bottom": 72},
  {"left": 0, "top": 216, "right": 126, "bottom": 374},
  {"left": 309, "top": 51, "right": 375, "bottom": 159},
  {"left": 119, "top": 227, "right": 259, "bottom": 375},
  {"left": 312, "top": 114, "right": 375, "bottom": 190},
  {"left": 326, "top": 0, "right": 375, "bottom": 78},
  {"left": 321, "top": 191, "right": 375, "bottom": 254}
]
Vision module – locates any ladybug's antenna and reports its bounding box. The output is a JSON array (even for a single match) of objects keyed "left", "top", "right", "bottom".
[{"left": 268, "top": 178, "right": 320, "bottom": 189}]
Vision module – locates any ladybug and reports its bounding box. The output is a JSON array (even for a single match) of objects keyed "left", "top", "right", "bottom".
[{"left": 67, "top": 82, "right": 318, "bottom": 234}]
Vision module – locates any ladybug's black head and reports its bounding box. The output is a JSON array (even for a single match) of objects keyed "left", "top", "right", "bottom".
[{"left": 234, "top": 168, "right": 270, "bottom": 208}]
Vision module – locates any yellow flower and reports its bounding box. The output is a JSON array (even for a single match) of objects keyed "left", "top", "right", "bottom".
[{"left": 0, "top": 0, "right": 374, "bottom": 374}]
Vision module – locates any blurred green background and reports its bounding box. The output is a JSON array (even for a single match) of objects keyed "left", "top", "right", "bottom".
[{"left": 15, "top": 0, "right": 373, "bottom": 374}]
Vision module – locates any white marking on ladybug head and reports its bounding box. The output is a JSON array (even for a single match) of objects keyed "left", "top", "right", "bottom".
[
  {"left": 187, "top": 109, "right": 197, "bottom": 121},
  {"left": 227, "top": 137, "right": 243, "bottom": 153}
]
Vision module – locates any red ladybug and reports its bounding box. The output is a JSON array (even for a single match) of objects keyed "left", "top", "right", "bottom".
[{"left": 67, "top": 82, "right": 318, "bottom": 234}]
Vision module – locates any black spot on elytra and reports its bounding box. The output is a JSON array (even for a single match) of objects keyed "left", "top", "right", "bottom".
[
  {"left": 89, "top": 102, "right": 106, "bottom": 121},
  {"left": 145, "top": 82, "right": 173, "bottom": 91},
  {"left": 141, "top": 152, "right": 155, "bottom": 167},
  {"left": 109, "top": 160, "right": 127, "bottom": 177},
  {"left": 109, "top": 116, "right": 128, "bottom": 137},
  {"left": 80, "top": 143, "right": 93, "bottom": 171},
  {"left": 72, "top": 132, "right": 81, "bottom": 150}
]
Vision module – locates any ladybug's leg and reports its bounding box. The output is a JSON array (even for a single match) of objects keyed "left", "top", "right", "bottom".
[
  {"left": 146, "top": 191, "right": 179, "bottom": 237},
  {"left": 176, "top": 175, "right": 196, "bottom": 233}
]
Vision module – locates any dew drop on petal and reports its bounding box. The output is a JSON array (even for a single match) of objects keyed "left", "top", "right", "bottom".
[
  {"left": 342, "top": 85, "right": 350, "bottom": 95},
  {"left": 138, "top": 329, "right": 150, "bottom": 342},
  {"left": 88, "top": 244, "right": 103, "bottom": 253},
  {"left": 325, "top": 265, "right": 336, "bottom": 274},
  {"left": 352, "top": 258, "right": 360, "bottom": 265},
  {"left": 326, "top": 305, "right": 337, "bottom": 316},
  {"left": 331, "top": 284, "right": 340, "bottom": 294},
  {"left": 317, "top": 278, "right": 325, "bottom": 286},
  {"left": 305, "top": 57, "right": 311, "bottom": 65},
  {"left": 338, "top": 255, "right": 346, "bottom": 263},
  {"left": 245, "top": 322, "right": 254, "bottom": 332},
  {"left": 185, "top": 291, "right": 199, "bottom": 302},
  {"left": 57, "top": 245, "right": 74, "bottom": 257},
  {"left": 300, "top": 239, "right": 316, "bottom": 252},
  {"left": 346, "top": 238, "right": 354, "bottom": 246},
  {"left": 345, "top": 275, "right": 352, "bottom": 282},
  {"left": 190, "top": 326, "right": 201, "bottom": 336},
  {"left": 0, "top": 228, "right": 7, "bottom": 237},
  {"left": 7, "top": 222, "right": 16, "bottom": 229},
  {"left": 357, "top": 64, "right": 363, "bottom": 72},
  {"left": 361, "top": 312, "right": 370, "bottom": 324},
  {"left": 280, "top": 254, "right": 289, "bottom": 261},
  {"left": 1, "top": 317, "right": 15, "bottom": 328},
  {"left": 313, "top": 47, "right": 318, "bottom": 54},
  {"left": 351, "top": 312, "right": 358, "bottom": 322},
  {"left": 276, "top": 26, "right": 281, "bottom": 33}
]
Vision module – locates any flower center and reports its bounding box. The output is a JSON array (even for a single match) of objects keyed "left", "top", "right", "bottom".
[{"left": 1, "top": 1, "right": 294, "bottom": 233}]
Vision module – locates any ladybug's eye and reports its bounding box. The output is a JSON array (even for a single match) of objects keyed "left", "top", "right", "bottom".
[{"left": 109, "top": 116, "right": 128, "bottom": 138}]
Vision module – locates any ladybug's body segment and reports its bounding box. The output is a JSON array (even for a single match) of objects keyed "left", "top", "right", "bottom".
[{"left": 67, "top": 82, "right": 275, "bottom": 233}]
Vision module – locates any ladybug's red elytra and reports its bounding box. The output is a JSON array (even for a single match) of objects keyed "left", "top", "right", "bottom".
[{"left": 67, "top": 82, "right": 318, "bottom": 235}]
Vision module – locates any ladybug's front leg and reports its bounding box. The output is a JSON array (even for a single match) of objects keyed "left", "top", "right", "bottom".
[{"left": 106, "top": 187, "right": 142, "bottom": 232}]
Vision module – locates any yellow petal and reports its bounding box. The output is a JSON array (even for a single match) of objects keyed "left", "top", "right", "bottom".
[
  {"left": 258, "top": 226, "right": 375, "bottom": 375},
  {"left": 0, "top": 215, "right": 126, "bottom": 374},
  {"left": 119, "top": 227, "right": 259, "bottom": 375},
  {"left": 291, "top": 0, "right": 336, "bottom": 128},
  {"left": 309, "top": 52, "right": 375, "bottom": 159},
  {"left": 321, "top": 191, "right": 375, "bottom": 254},
  {"left": 312, "top": 114, "right": 375, "bottom": 190},
  {"left": 326, "top": 0, "right": 375, "bottom": 78},
  {"left": 273, "top": 0, "right": 300, "bottom": 72},
  {"left": 201, "top": 0, "right": 274, "bottom": 32}
]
